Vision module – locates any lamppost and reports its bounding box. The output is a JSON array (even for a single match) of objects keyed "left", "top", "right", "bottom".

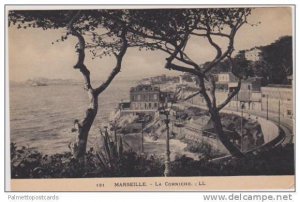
[
  {"left": 104, "top": 125, "right": 108, "bottom": 134},
  {"left": 236, "top": 93, "right": 239, "bottom": 112},
  {"left": 248, "top": 85, "right": 252, "bottom": 119},
  {"left": 136, "top": 116, "right": 146, "bottom": 154},
  {"left": 141, "top": 118, "right": 145, "bottom": 154},
  {"left": 266, "top": 94, "right": 269, "bottom": 120},
  {"left": 159, "top": 102, "right": 171, "bottom": 177},
  {"left": 278, "top": 100, "right": 281, "bottom": 126},
  {"left": 240, "top": 102, "right": 245, "bottom": 152}
]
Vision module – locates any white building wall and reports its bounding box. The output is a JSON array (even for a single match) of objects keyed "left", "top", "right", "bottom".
[
  {"left": 261, "top": 86, "right": 293, "bottom": 117},
  {"left": 245, "top": 48, "right": 261, "bottom": 61}
]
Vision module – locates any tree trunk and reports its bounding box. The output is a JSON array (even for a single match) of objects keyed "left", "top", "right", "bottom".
[
  {"left": 197, "top": 75, "right": 244, "bottom": 158},
  {"left": 74, "top": 89, "right": 98, "bottom": 159},
  {"left": 67, "top": 13, "right": 128, "bottom": 162},
  {"left": 209, "top": 108, "right": 244, "bottom": 158}
]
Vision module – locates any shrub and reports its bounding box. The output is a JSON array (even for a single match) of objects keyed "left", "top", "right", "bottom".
[
  {"left": 10, "top": 141, "right": 164, "bottom": 178},
  {"left": 10, "top": 141, "right": 294, "bottom": 178}
]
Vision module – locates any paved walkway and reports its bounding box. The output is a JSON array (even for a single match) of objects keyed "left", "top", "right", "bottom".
[
  {"left": 179, "top": 102, "right": 294, "bottom": 146},
  {"left": 224, "top": 107, "right": 294, "bottom": 146}
]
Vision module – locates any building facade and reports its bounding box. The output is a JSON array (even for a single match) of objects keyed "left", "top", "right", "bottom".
[
  {"left": 217, "top": 72, "right": 238, "bottom": 84},
  {"left": 186, "top": 73, "right": 265, "bottom": 112},
  {"left": 130, "top": 85, "right": 161, "bottom": 111},
  {"left": 228, "top": 77, "right": 263, "bottom": 110},
  {"left": 245, "top": 48, "right": 261, "bottom": 61},
  {"left": 261, "top": 85, "right": 293, "bottom": 118}
]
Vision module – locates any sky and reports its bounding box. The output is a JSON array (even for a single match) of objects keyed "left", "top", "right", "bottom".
[{"left": 8, "top": 7, "right": 293, "bottom": 82}]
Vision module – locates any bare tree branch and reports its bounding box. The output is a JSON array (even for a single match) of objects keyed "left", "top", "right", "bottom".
[
  {"left": 217, "top": 78, "right": 241, "bottom": 111},
  {"left": 198, "top": 76, "right": 213, "bottom": 110},
  {"left": 216, "top": 55, "right": 242, "bottom": 111},
  {"left": 209, "top": 76, "right": 217, "bottom": 108},
  {"left": 68, "top": 11, "right": 93, "bottom": 91},
  {"left": 165, "top": 62, "right": 200, "bottom": 75},
  {"left": 164, "top": 32, "right": 207, "bottom": 77},
  {"left": 203, "top": 32, "right": 234, "bottom": 74},
  {"left": 94, "top": 28, "right": 128, "bottom": 95},
  {"left": 155, "top": 42, "right": 200, "bottom": 71},
  {"left": 202, "top": 11, "right": 248, "bottom": 74},
  {"left": 191, "top": 31, "right": 230, "bottom": 38},
  {"left": 206, "top": 32, "right": 222, "bottom": 60},
  {"left": 182, "top": 91, "right": 201, "bottom": 101}
]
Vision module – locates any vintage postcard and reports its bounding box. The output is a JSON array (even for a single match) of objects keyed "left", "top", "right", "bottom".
[{"left": 5, "top": 5, "right": 295, "bottom": 191}]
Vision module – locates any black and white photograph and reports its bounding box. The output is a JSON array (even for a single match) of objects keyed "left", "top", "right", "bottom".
[{"left": 5, "top": 5, "right": 295, "bottom": 191}]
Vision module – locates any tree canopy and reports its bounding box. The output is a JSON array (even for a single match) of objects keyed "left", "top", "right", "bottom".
[
  {"left": 260, "top": 36, "right": 293, "bottom": 84},
  {"left": 8, "top": 8, "right": 253, "bottom": 158}
]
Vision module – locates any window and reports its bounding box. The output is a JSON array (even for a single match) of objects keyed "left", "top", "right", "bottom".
[
  {"left": 287, "top": 110, "right": 292, "bottom": 115},
  {"left": 154, "top": 94, "right": 158, "bottom": 100},
  {"left": 137, "top": 95, "right": 141, "bottom": 101}
]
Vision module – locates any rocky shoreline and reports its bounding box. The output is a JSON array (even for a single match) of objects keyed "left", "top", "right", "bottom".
[{"left": 114, "top": 104, "right": 264, "bottom": 160}]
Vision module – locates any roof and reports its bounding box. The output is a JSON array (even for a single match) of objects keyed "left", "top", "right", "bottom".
[
  {"left": 216, "top": 72, "right": 238, "bottom": 82},
  {"left": 244, "top": 76, "right": 263, "bottom": 82},
  {"left": 245, "top": 47, "right": 262, "bottom": 52},
  {"left": 264, "top": 84, "right": 292, "bottom": 89},
  {"left": 130, "top": 84, "right": 160, "bottom": 92},
  {"left": 120, "top": 100, "right": 130, "bottom": 103}
]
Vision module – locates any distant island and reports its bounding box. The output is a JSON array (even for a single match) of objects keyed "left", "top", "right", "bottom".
[{"left": 10, "top": 78, "right": 82, "bottom": 87}]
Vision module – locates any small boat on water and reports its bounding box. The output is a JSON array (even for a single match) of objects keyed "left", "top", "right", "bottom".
[{"left": 31, "top": 81, "right": 48, "bottom": 86}]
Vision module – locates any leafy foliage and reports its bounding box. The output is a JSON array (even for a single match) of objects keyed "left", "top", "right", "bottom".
[
  {"left": 8, "top": 10, "right": 134, "bottom": 58},
  {"left": 183, "top": 140, "right": 225, "bottom": 159},
  {"left": 170, "top": 144, "right": 294, "bottom": 176},
  {"left": 8, "top": 9, "right": 253, "bottom": 158},
  {"left": 119, "top": 8, "right": 252, "bottom": 158},
  {"left": 259, "top": 36, "right": 293, "bottom": 84},
  {"left": 11, "top": 142, "right": 164, "bottom": 178},
  {"left": 11, "top": 141, "right": 294, "bottom": 178},
  {"left": 208, "top": 36, "right": 293, "bottom": 85}
]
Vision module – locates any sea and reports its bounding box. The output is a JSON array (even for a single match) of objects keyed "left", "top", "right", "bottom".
[
  {"left": 9, "top": 79, "right": 199, "bottom": 160},
  {"left": 9, "top": 79, "right": 136, "bottom": 154}
]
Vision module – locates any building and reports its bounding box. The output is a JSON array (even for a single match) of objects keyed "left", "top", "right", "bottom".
[
  {"left": 138, "top": 78, "right": 151, "bottom": 85},
  {"left": 118, "top": 100, "right": 131, "bottom": 110},
  {"left": 130, "top": 85, "right": 161, "bottom": 111},
  {"left": 149, "top": 75, "right": 167, "bottom": 84},
  {"left": 228, "top": 77, "right": 263, "bottom": 110},
  {"left": 261, "top": 85, "right": 293, "bottom": 118},
  {"left": 287, "top": 75, "right": 293, "bottom": 85},
  {"left": 216, "top": 72, "right": 238, "bottom": 84},
  {"left": 179, "top": 73, "right": 198, "bottom": 87},
  {"left": 215, "top": 74, "right": 262, "bottom": 110},
  {"left": 186, "top": 72, "right": 237, "bottom": 107},
  {"left": 160, "top": 91, "right": 176, "bottom": 103},
  {"left": 245, "top": 47, "right": 261, "bottom": 61},
  {"left": 250, "top": 92, "right": 262, "bottom": 111},
  {"left": 116, "top": 84, "right": 176, "bottom": 117},
  {"left": 186, "top": 73, "right": 264, "bottom": 112}
]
